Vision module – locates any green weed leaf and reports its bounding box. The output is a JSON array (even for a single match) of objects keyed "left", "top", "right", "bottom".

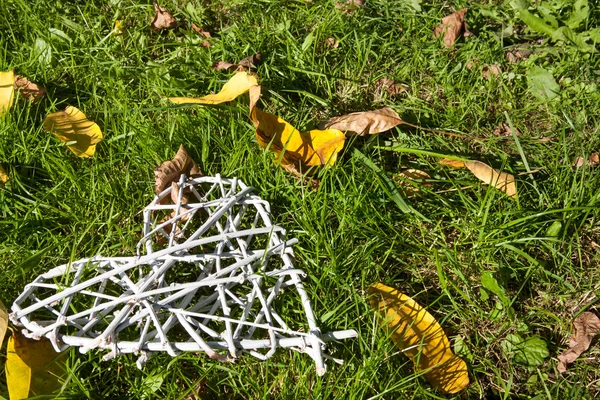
[
  {"left": 502, "top": 334, "right": 549, "bottom": 366},
  {"left": 527, "top": 67, "right": 560, "bottom": 101}
]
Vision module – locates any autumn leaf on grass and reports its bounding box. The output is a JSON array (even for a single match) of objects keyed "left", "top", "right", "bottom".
[
  {"left": 6, "top": 330, "right": 66, "bottom": 399},
  {"left": 318, "top": 107, "right": 403, "bottom": 136},
  {"left": 395, "top": 169, "right": 432, "bottom": 194},
  {"left": 0, "top": 165, "right": 8, "bottom": 186},
  {"left": 0, "top": 70, "right": 15, "bottom": 116},
  {"left": 433, "top": 9, "right": 468, "bottom": 48},
  {"left": 0, "top": 300, "right": 7, "bottom": 346},
  {"left": 169, "top": 71, "right": 258, "bottom": 105},
  {"left": 155, "top": 144, "right": 201, "bottom": 195},
  {"left": 211, "top": 54, "right": 263, "bottom": 72},
  {"left": 369, "top": 283, "right": 469, "bottom": 394},
  {"left": 440, "top": 158, "right": 517, "bottom": 198},
  {"left": 43, "top": 106, "right": 103, "bottom": 157},
  {"left": 557, "top": 312, "right": 600, "bottom": 373},
  {"left": 14, "top": 75, "right": 46, "bottom": 102},
  {"left": 151, "top": 0, "right": 177, "bottom": 31},
  {"left": 191, "top": 24, "right": 211, "bottom": 47},
  {"left": 249, "top": 87, "right": 345, "bottom": 174}
]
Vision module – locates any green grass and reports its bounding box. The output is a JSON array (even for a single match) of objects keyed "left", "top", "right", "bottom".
[{"left": 1, "top": 0, "right": 600, "bottom": 398}]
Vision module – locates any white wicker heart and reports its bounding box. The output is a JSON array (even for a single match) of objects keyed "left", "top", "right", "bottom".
[{"left": 10, "top": 175, "right": 356, "bottom": 375}]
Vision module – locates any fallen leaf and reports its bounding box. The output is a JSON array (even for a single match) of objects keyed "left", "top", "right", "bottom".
[
  {"left": 0, "top": 70, "right": 15, "bottom": 116},
  {"left": 464, "top": 160, "right": 516, "bottom": 198},
  {"left": 42, "top": 106, "right": 103, "bottom": 157},
  {"left": 557, "top": 312, "right": 600, "bottom": 373},
  {"left": 433, "top": 9, "right": 468, "bottom": 48},
  {"left": 493, "top": 122, "right": 518, "bottom": 137},
  {"left": 0, "top": 300, "right": 7, "bottom": 346},
  {"left": 573, "top": 157, "right": 585, "bottom": 168},
  {"left": 369, "top": 283, "right": 469, "bottom": 394},
  {"left": 211, "top": 54, "right": 262, "bottom": 72},
  {"left": 249, "top": 86, "right": 345, "bottom": 173},
  {"left": 169, "top": 71, "right": 258, "bottom": 105},
  {"left": 151, "top": 0, "right": 177, "bottom": 31},
  {"left": 6, "top": 330, "right": 66, "bottom": 399},
  {"left": 154, "top": 144, "right": 201, "bottom": 195},
  {"left": 395, "top": 169, "right": 432, "bottom": 194},
  {"left": 14, "top": 75, "right": 46, "bottom": 102},
  {"left": 573, "top": 154, "right": 599, "bottom": 168},
  {"left": 439, "top": 158, "right": 466, "bottom": 168},
  {"left": 114, "top": 20, "right": 125, "bottom": 35},
  {"left": 590, "top": 153, "right": 599, "bottom": 164},
  {"left": 505, "top": 47, "right": 532, "bottom": 64},
  {"left": 238, "top": 53, "right": 262, "bottom": 70},
  {"left": 0, "top": 165, "right": 8, "bottom": 185},
  {"left": 191, "top": 24, "right": 211, "bottom": 47},
  {"left": 482, "top": 65, "right": 501, "bottom": 79},
  {"left": 318, "top": 107, "right": 403, "bottom": 136},
  {"left": 327, "top": 37, "right": 340, "bottom": 48},
  {"left": 374, "top": 78, "right": 408, "bottom": 98}
]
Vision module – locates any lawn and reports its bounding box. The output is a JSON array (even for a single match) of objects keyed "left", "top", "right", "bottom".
[{"left": 1, "top": 0, "right": 600, "bottom": 398}]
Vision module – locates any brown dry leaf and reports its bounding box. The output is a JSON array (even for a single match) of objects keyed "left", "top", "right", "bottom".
[
  {"left": 557, "top": 312, "right": 600, "bottom": 373},
  {"left": 464, "top": 160, "right": 516, "bottom": 198},
  {"left": 374, "top": 78, "right": 408, "bottom": 98},
  {"left": 395, "top": 169, "right": 432, "bottom": 194},
  {"left": 154, "top": 145, "right": 201, "bottom": 195},
  {"left": 42, "top": 106, "right": 103, "bottom": 157},
  {"left": 590, "top": 153, "right": 599, "bottom": 165},
  {"left": 327, "top": 37, "right": 340, "bottom": 48},
  {"left": 369, "top": 283, "right": 469, "bottom": 394},
  {"left": 14, "top": 75, "right": 46, "bottom": 102},
  {"left": 483, "top": 65, "right": 501, "bottom": 79},
  {"left": 505, "top": 47, "right": 533, "bottom": 64},
  {"left": 493, "top": 122, "right": 518, "bottom": 137},
  {"left": 151, "top": 0, "right": 177, "bottom": 31},
  {"left": 169, "top": 71, "right": 258, "bottom": 105},
  {"left": 573, "top": 154, "right": 599, "bottom": 168},
  {"left": 433, "top": 9, "right": 468, "bottom": 48},
  {"left": 573, "top": 157, "right": 586, "bottom": 168},
  {"left": 211, "top": 54, "right": 262, "bottom": 72},
  {"left": 318, "top": 107, "right": 403, "bottom": 136},
  {"left": 0, "top": 70, "right": 15, "bottom": 116},
  {"left": 191, "top": 24, "right": 211, "bottom": 47}
]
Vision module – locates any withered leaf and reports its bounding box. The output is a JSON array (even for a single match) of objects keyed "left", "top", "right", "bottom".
[
  {"left": 439, "top": 158, "right": 466, "bottom": 168},
  {"left": 374, "top": 78, "right": 408, "bottom": 98},
  {"left": 0, "top": 70, "right": 15, "bottom": 116},
  {"left": 590, "top": 153, "right": 599, "bottom": 165},
  {"left": 327, "top": 37, "right": 340, "bottom": 48},
  {"left": 318, "top": 107, "right": 403, "bottom": 136},
  {"left": 154, "top": 145, "right": 201, "bottom": 195},
  {"left": 395, "top": 169, "right": 432, "bottom": 194},
  {"left": 151, "top": 0, "right": 177, "bottom": 31},
  {"left": 483, "top": 65, "right": 501, "bottom": 79},
  {"left": 211, "top": 54, "right": 262, "bottom": 72},
  {"left": 557, "top": 312, "right": 600, "bottom": 373},
  {"left": 465, "top": 161, "right": 516, "bottom": 198},
  {"left": 191, "top": 24, "right": 211, "bottom": 47},
  {"left": 14, "top": 75, "right": 46, "bottom": 102},
  {"left": 433, "top": 9, "right": 468, "bottom": 48}
]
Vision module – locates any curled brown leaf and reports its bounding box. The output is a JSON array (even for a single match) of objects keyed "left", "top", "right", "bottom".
[
  {"left": 433, "top": 9, "right": 468, "bottom": 48},
  {"left": 14, "top": 75, "right": 45, "bottom": 102},
  {"left": 318, "top": 107, "right": 403, "bottom": 136},
  {"left": 211, "top": 54, "right": 262, "bottom": 72},
  {"left": 558, "top": 312, "right": 600, "bottom": 373},
  {"left": 191, "top": 24, "right": 211, "bottom": 47},
  {"left": 151, "top": 0, "right": 177, "bottom": 31},
  {"left": 154, "top": 145, "right": 201, "bottom": 195}
]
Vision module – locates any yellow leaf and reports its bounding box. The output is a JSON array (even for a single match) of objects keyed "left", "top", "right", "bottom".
[
  {"left": 0, "top": 300, "right": 7, "bottom": 346},
  {"left": 6, "top": 330, "right": 66, "bottom": 399},
  {"left": 0, "top": 165, "right": 8, "bottom": 185},
  {"left": 114, "top": 20, "right": 124, "bottom": 35},
  {"left": 0, "top": 70, "right": 15, "bottom": 116},
  {"left": 464, "top": 160, "right": 516, "bottom": 198},
  {"left": 252, "top": 107, "right": 345, "bottom": 170},
  {"left": 439, "top": 158, "right": 466, "bottom": 168},
  {"left": 368, "top": 283, "right": 469, "bottom": 394},
  {"left": 169, "top": 71, "right": 258, "bottom": 105},
  {"left": 42, "top": 106, "right": 103, "bottom": 157}
]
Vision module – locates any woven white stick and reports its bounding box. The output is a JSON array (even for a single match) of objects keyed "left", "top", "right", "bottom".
[{"left": 10, "top": 174, "right": 356, "bottom": 375}]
